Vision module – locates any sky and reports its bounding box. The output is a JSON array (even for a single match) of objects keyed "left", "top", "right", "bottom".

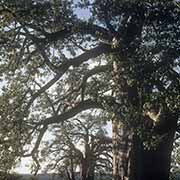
[
  {"left": 7, "top": 0, "right": 180, "bottom": 175},
  {"left": 14, "top": 157, "right": 33, "bottom": 174},
  {"left": 14, "top": 122, "right": 112, "bottom": 174},
  {"left": 14, "top": 2, "right": 105, "bottom": 174}
]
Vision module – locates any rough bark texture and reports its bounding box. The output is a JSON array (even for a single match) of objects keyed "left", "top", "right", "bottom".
[
  {"left": 111, "top": 33, "right": 178, "bottom": 178},
  {"left": 140, "top": 112, "right": 178, "bottom": 180},
  {"left": 141, "top": 132, "right": 175, "bottom": 180},
  {"left": 112, "top": 118, "right": 134, "bottom": 180},
  {"left": 112, "top": 112, "right": 178, "bottom": 180}
]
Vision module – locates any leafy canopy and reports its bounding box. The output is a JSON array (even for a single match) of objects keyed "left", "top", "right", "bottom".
[{"left": 0, "top": 0, "right": 179, "bottom": 172}]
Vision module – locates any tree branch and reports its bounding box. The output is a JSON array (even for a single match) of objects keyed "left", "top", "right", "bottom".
[
  {"left": 25, "top": 74, "right": 62, "bottom": 111},
  {"left": 25, "top": 44, "right": 111, "bottom": 111},
  {"left": 37, "top": 100, "right": 103, "bottom": 126},
  {"left": 80, "top": 64, "right": 112, "bottom": 100},
  {"left": 30, "top": 21, "right": 111, "bottom": 43},
  {"left": 23, "top": 125, "right": 47, "bottom": 158},
  {"left": 65, "top": 43, "right": 111, "bottom": 67}
]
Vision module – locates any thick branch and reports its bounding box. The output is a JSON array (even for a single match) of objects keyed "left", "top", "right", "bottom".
[
  {"left": 29, "top": 21, "right": 111, "bottom": 43},
  {"left": 38, "top": 100, "right": 103, "bottom": 126},
  {"left": 23, "top": 125, "right": 47, "bottom": 157},
  {"left": 33, "top": 80, "right": 56, "bottom": 115},
  {"left": 66, "top": 43, "right": 111, "bottom": 67},
  {"left": 34, "top": 42, "right": 59, "bottom": 73},
  {"left": 26, "top": 44, "right": 111, "bottom": 110},
  {"left": 82, "top": 64, "right": 111, "bottom": 83},
  {"left": 25, "top": 74, "right": 62, "bottom": 111}
]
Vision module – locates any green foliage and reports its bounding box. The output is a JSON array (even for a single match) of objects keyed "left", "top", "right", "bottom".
[
  {"left": 171, "top": 134, "right": 180, "bottom": 179},
  {"left": 40, "top": 111, "right": 112, "bottom": 175},
  {"left": 0, "top": 81, "right": 30, "bottom": 171},
  {"left": 0, "top": 172, "right": 22, "bottom": 180},
  {"left": 0, "top": 0, "right": 179, "bottom": 172}
]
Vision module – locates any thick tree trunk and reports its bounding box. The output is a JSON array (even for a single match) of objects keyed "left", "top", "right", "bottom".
[
  {"left": 112, "top": 55, "right": 177, "bottom": 180},
  {"left": 112, "top": 118, "right": 134, "bottom": 180},
  {"left": 141, "top": 131, "right": 175, "bottom": 180},
  {"left": 140, "top": 112, "right": 178, "bottom": 180},
  {"left": 112, "top": 112, "right": 177, "bottom": 180},
  {"left": 112, "top": 58, "right": 137, "bottom": 180}
]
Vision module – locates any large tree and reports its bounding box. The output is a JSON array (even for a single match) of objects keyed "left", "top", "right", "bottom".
[
  {"left": 0, "top": 0, "right": 179, "bottom": 180},
  {"left": 40, "top": 111, "right": 112, "bottom": 180}
]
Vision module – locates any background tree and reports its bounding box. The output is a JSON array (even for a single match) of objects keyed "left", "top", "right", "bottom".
[{"left": 40, "top": 111, "right": 112, "bottom": 180}]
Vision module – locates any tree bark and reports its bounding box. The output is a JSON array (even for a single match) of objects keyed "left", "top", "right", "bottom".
[
  {"left": 141, "top": 131, "right": 175, "bottom": 180},
  {"left": 87, "top": 165, "right": 95, "bottom": 180},
  {"left": 111, "top": 53, "right": 178, "bottom": 180},
  {"left": 66, "top": 155, "right": 76, "bottom": 180},
  {"left": 112, "top": 112, "right": 178, "bottom": 180},
  {"left": 66, "top": 168, "right": 76, "bottom": 180},
  {"left": 140, "top": 112, "right": 178, "bottom": 180},
  {"left": 80, "top": 159, "right": 95, "bottom": 180},
  {"left": 112, "top": 118, "right": 134, "bottom": 180},
  {"left": 80, "top": 159, "right": 88, "bottom": 180}
]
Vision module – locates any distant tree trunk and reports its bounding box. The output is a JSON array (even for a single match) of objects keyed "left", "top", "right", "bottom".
[
  {"left": 66, "top": 168, "right": 76, "bottom": 180},
  {"left": 80, "top": 159, "right": 88, "bottom": 180},
  {"left": 87, "top": 165, "right": 95, "bottom": 180},
  {"left": 79, "top": 135, "right": 95, "bottom": 180},
  {"left": 66, "top": 156, "right": 76, "bottom": 180},
  {"left": 80, "top": 159, "right": 95, "bottom": 180}
]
